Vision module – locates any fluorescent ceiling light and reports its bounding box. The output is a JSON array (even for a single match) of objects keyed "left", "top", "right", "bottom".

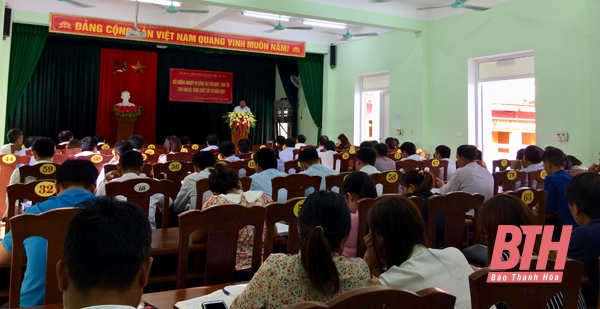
[
  {"left": 241, "top": 11, "right": 290, "bottom": 22},
  {"left": 132, "top": 0, "right": 181, "bottom": 7},
  {"left": 302, "top": 19, "right": 346, "bottom": 29}
]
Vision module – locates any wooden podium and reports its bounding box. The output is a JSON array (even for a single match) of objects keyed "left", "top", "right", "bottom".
[
  {"left": 116, "top": 117, "right": 137, "bottom": 142},
  {"left": 231, "top": 131, "right": 248, "bottom": 149}
]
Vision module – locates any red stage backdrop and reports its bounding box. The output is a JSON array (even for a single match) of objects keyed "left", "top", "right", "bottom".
[
  {"left": 169, "top": 69, "right": 233, "bottom": 104},
  {"left": 96, "top": 48, "right": 158, "bottom": 143}
]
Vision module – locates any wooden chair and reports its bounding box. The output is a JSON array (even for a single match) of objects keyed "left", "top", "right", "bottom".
[
  {"left": 284, "top": 159, "right": 302, "bottom": 174},
  {"left": 166, "top": 152, "right": 194, "bottom": 162},
  {"left": 386, "top": 151, "right": 403, "bottom": 161},
  {"left": 332, "top": 152, "right": 355, "bottom": 173},
  {"left": 423, "top": 159, "right": 449, "bottom": 181},
  {"left": 8, "top": 208, "right": 82, "bottom": 308},
  {"left": 504, "top": 188, "right": 548, "bottom": 225},
  {"left": 143, "top": 144, "right": 163, "bottom": 149},
  {"left": 370, "top": 171, "right": 401, "bottom": 194},
  {"left": 292, "top": 148, "right": 302, "bottom": 159},
  {"left": 0, "top": 154, "right": 34, "bottom": 218},
  {"left": 492, "top": 159, "right": 511, "bottom": 172},
  {"left": 427, "top": 192, "right": 484, "bottom": 249},
  {"left": 18, "top": 162, "right": 60, "bottom": 183},
  {"left": 408, "top": 196, "right": 425, "bottom": 215},
  {"left": 177, "top": 204, "right": 267, "bottom": 287},
  {"left": 61, "top": 148, "right": 81, "bottom": 155},
  {"left": 6, "top": 180, "right": 58, "bottom": 232},
  {"left": 492, "top": 170, "right": 527, "bottom": 195},
  {"left": 141, "top": 153, "right": 159, "bottom": 165},
  {"left": 75, "top": 154, "right": 114, "bottom": 173},
  {"left": 194, "top": 178, "right": 212, "bottom": 210},
  {"left": 105, "top": 178, "right": 173, "bottom": 228},
  {"left": 103, "top": 163, "right": 152, "bottom": 178},
  {"left": 356, "top": 194, "right": 397, "bottom": 258},
  {"left": 55, "top": 144, "right": 67, "bottom": 150},
  {"left": 226, "top": 160, "right": 247, "bottom": 177},
  {"left": 142, "top": 148, "right": 164, "bottom": 156},
  {"left": 264, "top": 197, "right": 303, "bottom": 260},
  {"left": 238, "top": 159, "right": 257, "bottom": 177},
  {"left": 469, "top": 258, "right": 584, "bottom": 309},
  {"left": 238, "top": 153, "right": 252, "bottom": 160},
  {"left": 152, "top": 161, "right": 193, "bottom": 199},
  {"left": 99, "top": 149, "right": 114, "bottom": 155},
  {"left": 271, "top": 174, "right": 321, "bottom": 202},
  {"left": 396, "top": 159, "right": 424, "bottom": 172},
  {"left": 288, "top": 286, "right": 456, "bottom": 309},
  {"left": 527, "top": 169, "right": 547, "bottom": 190},
  {"left": 252, "top": 145, "right": 267, "bottom": 151},
  {"left": 239, "top": 176, "right": 252, "bottom": 192},
  {"left": 99, "top": 143, "right": 112, "bottom": 151},
  {"left": 510, "top": 160, "right": 523, "bottom": 170},
  {"left": 324, "top": 172, "right": 351, "bottom": 193},
  {"left": 52, "top": 154, "right": 70, "bottom": 165}
]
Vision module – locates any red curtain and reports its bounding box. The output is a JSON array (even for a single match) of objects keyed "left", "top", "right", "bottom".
[{"left": 96, "top": 48, "right": 157, "bottom": 143}]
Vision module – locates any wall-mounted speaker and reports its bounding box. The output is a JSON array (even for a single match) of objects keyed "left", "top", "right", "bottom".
[
  {"left": 3, "top": 7, "right": 11, "bottom": 38},
  {"left": 330, "top": 44, "right": 336, "bottom": 69}
]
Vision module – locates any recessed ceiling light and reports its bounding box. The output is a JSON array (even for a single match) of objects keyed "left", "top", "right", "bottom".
[
  {"left": 241, "top": 11, "right": 290, "bottom": 22},
  {"left": 302, "top": 19, "right": 346, "bottom": 29},
  {"left": 132, "top": 0, "right": 181, "bottom": 7}
]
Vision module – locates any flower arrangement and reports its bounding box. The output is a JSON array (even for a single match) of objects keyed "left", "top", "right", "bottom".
[
  {"left": 113, "top": 105, "right": 142, "bottom": 118},
  {"left": 223, "top": 112, "right": 256, "bottom": 134}
]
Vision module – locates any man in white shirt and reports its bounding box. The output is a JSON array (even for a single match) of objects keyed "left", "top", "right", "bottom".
[
  {"left": 233, "top": 99, "right": 252, "bottom": 114},
  {"left": 219, "top": 141, "right": 240, "bottom": 162},
  {"left": 73, "top": 137, "right": 98, "bottom": 157},
  {"left": 96, "top": 140, "right": 134, "bottom": 189},
  {"left": 278, "top": 138, "right": 296, "bottom": 162},
  {"left": 97, "top": 151, "right": 165, "bottom": 229},
  {"left": 399, "top": 142, "right": 426, "bottom": 161},
  {"left": 173, "top": 151, "right": 216, "bottom": 212},
  {"left": 57, "top": 198, "right": 153, "bottom": 309},
  {"left": 200, "top": 133, "right": 219, "bottom": 152},
  {"left": 9, "top": 137, "right": 55, "bottom": 186},
  {"left": 319, "top": 141, "right": 337, "bottom": 170},
  {"left": 58, "top": 130, "right": 73, "bottom": 146},
  {"left": 316, "top": 135, "right": 329, "bottom": 152},
  {"left": 127, "top": 134, "right": 145, "bottom": 151},
  {"left": 519, "top": 145, "right": 544, "bottom": 187},
  {"left": 434, "top": 145, "right": 456, "bottom": 181},
  {"left": 294, "top": 134, "right": 307, "bottom": 149},
  {"left": 298, "top": 148, "right": 338, "bottom": 190},
  {"left": 356, "top": 148, "right": 379, "bottom": 175},
  {"left": 0, "top": 128, "right": 23, "bottom": 155},
  {"left": 250, "top": 148, "right": 287, "bottom": 201},
  {"left": 437, "top": 144, "right": 494, "bottom": 202}
]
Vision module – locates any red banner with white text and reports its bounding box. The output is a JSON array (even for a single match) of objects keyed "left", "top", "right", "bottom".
[{"left": 169, "top": 69, "right": 233, "bottom": 104}]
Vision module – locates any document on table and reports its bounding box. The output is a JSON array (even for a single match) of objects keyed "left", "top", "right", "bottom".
[{"left": 174, "top": 284, "right": 248, "bottom": 309}]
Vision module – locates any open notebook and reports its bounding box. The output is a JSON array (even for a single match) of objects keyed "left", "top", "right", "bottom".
[{"left": 174, "top": 284, "right": 248, "bottom": 309}]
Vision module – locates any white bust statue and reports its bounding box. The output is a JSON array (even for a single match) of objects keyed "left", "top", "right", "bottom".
[{"left": 116, "top": 91, "right": 135, "bottom": 107}]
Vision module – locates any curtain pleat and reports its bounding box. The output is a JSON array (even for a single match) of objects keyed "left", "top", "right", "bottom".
[{"left": 297, "top": 54, "right": 324, "bottom": 140}]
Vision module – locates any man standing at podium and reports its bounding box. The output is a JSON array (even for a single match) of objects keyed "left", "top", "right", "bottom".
[{"left": 234, "top": 99, "right": 252, "bottom": 114}]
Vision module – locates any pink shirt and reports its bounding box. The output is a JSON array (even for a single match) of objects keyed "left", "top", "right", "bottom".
[{"left": 342, "top": 211, "right": 359, "bottom": 258}]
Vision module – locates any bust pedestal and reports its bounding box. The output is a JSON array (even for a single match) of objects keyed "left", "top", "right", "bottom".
[{"left": 116, "top": 117, "right": 137, "bottom": 142}]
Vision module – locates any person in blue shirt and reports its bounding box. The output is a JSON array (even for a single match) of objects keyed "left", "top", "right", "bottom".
[
  {"left": 0, "top": 159, "right": 98, "bottom": 307},
  {"left": 298, "top": 148, "right": 338, "bottom": 191},
  {"left": 249, "top": 148, "right": 286, "bottom": 201},
  {"left": 542, "top": 147, "right": 577, "bottom": 227},
  {"left": 566, "top": 173, "right": 600, "bottom": 304}
]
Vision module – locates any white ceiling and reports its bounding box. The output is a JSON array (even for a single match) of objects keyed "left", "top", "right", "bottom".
[{"left": 8, "top": 0, "right": 511, "bottom": 46}]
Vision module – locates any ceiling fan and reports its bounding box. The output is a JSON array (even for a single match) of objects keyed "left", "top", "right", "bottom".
[
  {"left": 417, "top": 0, "right": 490, "bottom": 11},
  {"left": 154, "top": 1, "right": 209, "bottom": 14},
  {"left": 57, "top": 0, "right": 93, "bottom": 8},
  {"left": 327, "top": 25, "right": 377, "bottom": 40},
  {"left": 260, "top": 19, "right": 313, "bottom": 32}
]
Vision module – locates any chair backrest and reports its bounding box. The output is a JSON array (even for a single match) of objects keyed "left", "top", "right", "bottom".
[
  {"left": 226, "top": 160, "right": 247, "bottom": 177},
  {"left": 264, "top": 197, "right": 303, "bottom": 259},
  {"left": 567, "top": 169, "right": 589, "bottom": 176},
  {"left": 99, "top": 149, "right": 113, "bottom": 155},
  {"left": 105, "top": 178, "right": 173, "bottom": 228},
  {"left": 510, "top": 160, "right": 522, "bottom": 170},
  {"left": 503, "top": 188, "right": 548, "bottom": 225},
  {"left": 288, "top": 286, "right": 456, "bottom": 309},
  {"left": 177, "top": 204, "right": 267, "bottom": 287},
  {"left": 492, "top": 170, "right": 527, "bottom": 195},
  {"left": 75, "top": 154, "right": 114, "bottom": 172},
  {"left": 61, "top": 148, "right": 81, "bottom": 155},
  {"left": 386, "top": 151, "right": 403, "bottom": 161},
  {"left": 332, "top": 152, "right": 355, "bottom": 173},
  {"left": 284, "top": 159, "right": 302, "bottom": 174},
  {"left": 427, "top": 192, "right": 485, "bottom": 249},
  {"left": 0, "top": 154, "right": 34, "bottom": 218},
  {"left": 423, "top": 159, "right": 449, "bottom": 181},
  {"left": 99, "top": 143, "right": 112, "bottom": 151},
  {"left": 9, "top": 208, "right": 82, "bottom": 308},
  {"left": 238, "top": 159, "right": 256, "bottom": 177},
  {"left": 166, "top": 152, "right": 194, "bottom": 163},
  {"left": 408, "top": 196, "right": 425, "bottom": 215},
  {"left": 55, "top": 144, "right": 67, "bottom": 150},
  {"left": 469, "top": 258, "right": 584, "bottom": 309},
  {"left": 356, "top": 194, "right": 398, "bottom": 258},
  {"left": 142, "top": 148, "right": 164, "bottom": 156},
  {"left": 152, "top": 161, "right": 193, "bottom": 199},
  {"left": 324, "top": 173, "right": 351, "bottom": 192},
  {"left": 51, "top": 154, "right": 70, "bottom": 165},
  {"left": 6, "top": 180, "right": 58, "bottom": 232},
  {"left": 141, "top": 153, "right": 159, "bottom": 164},
  {"left": 239, "top": 176, "right": 252, "bottom": 192},
  {"left": 18, "top": 163, "right": 60, "bottom": 183},
  {"left": 527, "top": 169, "right": 547, "bottom": 190},
  {"left": 396, "top": 159, "right": 424, "bottom": 172},
  {"left": 370, "top": 171, "right": 402, "bottom": 195},
  {"left": 492, "top": 159, "right": 511, "bottom": 172},
  {"left": 238, "top": 153, "right": 252, "bottom": 160},
  {"left": 293, "top": 148, "right": 302, "bottom": 159},
  {"left": 271, "top": 174, "right": 322, "bottom": 202},
  {"left": 143, "top": 144, "right": 163, "bottom": 150},
  {"left": 194, "top": 178, "right": 212, "bottom": 210}
]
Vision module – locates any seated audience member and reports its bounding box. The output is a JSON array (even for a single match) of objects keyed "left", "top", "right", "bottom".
[
  {"left": 399, "top": 142, "right": 424, "bottom": 161},
  {"left": 10, "top": 137, "right": 55, "bottom": 185},
  {"left": 18, "top": 136, "right": 37, "bottom": 156},
  {"left": 519, "top": 145, "right": 544, "bottom": 187},
  {"left": 230, "top": 191, "right": 370, "bottom": 309},
  {"left": 370, "top": 140, "right": 378, "bottom": 147},
  {"left": 567, "top": 155, "right": 587, "bottom": 170},
  {"left": 542, "top": 147, "right": 577, "bottom": 227},
  {"left": 1, "top": 128, "right": 24, "bottom": 154},
  {"left": 57, "top": 198, "right": 153, "bottom": 309},
  {"left": 201, "top": 133, "right": 219, "bottom": 152},
  {"left": 437, "top": 144, "right": 493, "bottom": 201},
  {"left": 316, "top": 135, "right": 329, "bottom": 152},
  {"left": 173, "top": 152, "right": 216, "bottom": 212},
  {"left": 295, "top": 134, "right": 307, "bottom": 149},
  {"left": 385, "top": 137, "right": 397, "bottom": 151},
  {"left": 237, "top": 138, "right": 251, "bottom": 155},
  {"left": 393, "top": 138, "right": 400, "bottom": 149},
  {"left": 401, "top": 170, "right": 434, "bottom": 225},
  {"left": 434, "top": 145, "right": 456, "bottom": 181},
  {"left": 298, "top": 148, "right": 338, "bottom": 190},
  {"left": 355, "top": 148, "right": 379, "bottom": 175},
  {"left": 97, "top": 151, "right": 164, "bottom": 229},
  {"left": 73, "top": 137, "right": 97, "bottom": 157},
  {"left": 480, "top": 195, "right": 587, "bottom": 309},
  {"left": 202, "top": 163, "right": 272, "bottom": 275},
  {"left": 180, "top": 135, "right": 191, "bottom": 146},
  {"left": 474, "top": 146, "right": 488, "bottom": 168},
  {"left": 94, "top": 134, "right": 105, "bottom": 146},
  {"left": 279, "top": 138, "right": 296, "bottom": 162},
  {"left": 336, "top": 133, "right": 351, "bottom": 151},
  {"left": 67, "top": 139, "right": 81, "bottom": 149},
  {"left": 58, "top": 130, "right": 73, "bottom": 146},
  {"left": 96, "top": 140, "right": 134, "bottom": 189},
  {"left": 128, "top": 134, "right": 145, "bottom": 151},
  {"left": 373, "top": 143, "right": 395, "bottom": 172},
  {"left": 567, "top": 173, "right": 600, "bottom": 303},
  {"left": 318, "top": 141, "right": 337, "bottom": 171},
  {"left": 274, "top": 135, "right": 286, "bottom": 151},
  {"left": 249, "top": 148, "right": 286, "bottom": 200},
  {"left": 219, "top": 141, "right": 240, "bottom": 162},
  {"left": 516, "top": 148, "right": 525, "bottom": 161},
  {"left": 341, "top": 172, "right": 377, "bottom": 258},
  {"left": 0, "top": 159, "right": 98, "bottom": 307},
  {"left": 158, "top": 135, "right": 182, "bottom": 163},
  {"left": 359, "top": 141, "right": 373, "bottom": 149},
  {"left": 365, "top": 196, "right": 473, "bottom": 309}
]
